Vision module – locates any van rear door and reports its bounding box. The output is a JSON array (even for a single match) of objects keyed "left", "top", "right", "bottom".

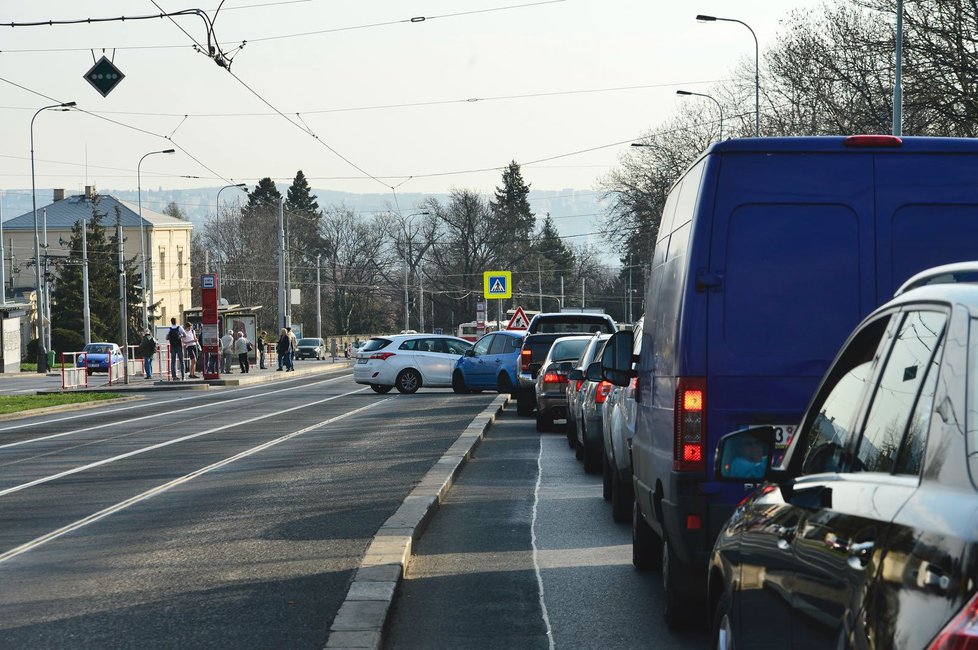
[{"left": 704, "top": 152, "right": 876, "bottom": 534}]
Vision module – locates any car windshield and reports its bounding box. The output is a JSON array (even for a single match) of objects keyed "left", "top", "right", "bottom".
[
  {"left": 84, "top": 344, "right": 113, "bottom": 354},
  {"left": 550, "top": 338, "right": 589, "bottom": 361},
  {"left": 298, "top": 338, "right": 319, "bottom": 346}
]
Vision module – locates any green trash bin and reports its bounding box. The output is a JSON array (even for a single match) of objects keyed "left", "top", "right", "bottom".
[{"left": 47, "top": 349, "right": 56, "bottom": 370}]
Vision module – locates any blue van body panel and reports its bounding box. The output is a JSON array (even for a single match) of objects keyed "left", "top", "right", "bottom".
[{"left": 632, "top": 135, "right": 978, "bottom": 593}]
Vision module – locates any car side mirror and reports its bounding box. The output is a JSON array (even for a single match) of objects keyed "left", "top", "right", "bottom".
[
  {"left": 585, "top": 360, "right": 603, "bottom": 382},
  {"left": 715, "top": 426, "right": 776, "bottom": 481},
  {"left": 600, "top": 330, "right": 635, "bottom": 387},
  {"left": 464, "top": 349, "right": 475, "bottom": 357},
  {"left": 567, "top": 368, "right": 584, "bottom": 381}
]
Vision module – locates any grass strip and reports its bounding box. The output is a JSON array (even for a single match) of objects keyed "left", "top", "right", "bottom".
[{"left": 0, "top": 393, "right": 119, "bottom": 415}]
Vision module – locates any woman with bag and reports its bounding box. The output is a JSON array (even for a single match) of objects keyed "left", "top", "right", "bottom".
[{"left": 234, "top": 331, "right": 251, "bottom": 373}]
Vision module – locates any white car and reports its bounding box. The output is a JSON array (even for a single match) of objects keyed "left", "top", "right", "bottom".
[{"left": 354, "top": 334, "right": 473, "bottom": 394}]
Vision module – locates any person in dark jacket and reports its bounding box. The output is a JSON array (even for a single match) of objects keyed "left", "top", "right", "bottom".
[
  {"left": 257, "top": 331, "right": 267, "bottom": 369},
  {"left": 276, "top": 328, "right": 289, "bottom": 371},
  {"left": 138, "top": 329, "right": 158, "bottom": 379}
]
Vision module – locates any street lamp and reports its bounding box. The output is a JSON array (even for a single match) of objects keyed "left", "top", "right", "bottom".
[
  {"left": 137, "top": 148, "right": 175, "bottom": 332},
  {"left": 677, "top": 89, "right": 724, "bottom": 140},
  {"left": 215, "top": 183, "right": 247, "bottom": 281},
  {"left": 696, "top": 14, "right": 759, "bottom": 137},
  {"left": 31, "top": 101, "right": 75, "bottom": 373},
  {"left": 401, "top": 211, "right": 429, "bottom": 332}
]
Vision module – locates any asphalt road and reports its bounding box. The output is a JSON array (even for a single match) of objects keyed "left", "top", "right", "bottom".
[
  {"left": 0, "top": 372, "right": 496, "bottom": 649},
  {"left": 385, "top": 406, "right": 709, "bottom": 650}
]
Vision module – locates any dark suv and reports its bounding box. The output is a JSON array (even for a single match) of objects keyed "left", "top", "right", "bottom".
[{"left": 707, "top": 281, "right": 978, "bottom": 649}]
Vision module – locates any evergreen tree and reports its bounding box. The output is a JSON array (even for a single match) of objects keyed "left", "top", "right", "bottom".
[
  {"left": 532, "top": 213, "right": 576, "bottom": 309},
  {"left": 49, "top": 198, "right": 141, "bottom": 352},
  {"left": 284, "top": 170, "right": 324, "bottom": 331},
  {"left": 162, "top": 201, "right": 188, "bottom": 220},
  {"left": 490, "top": 161, "right": 535, "bottom": 265}
]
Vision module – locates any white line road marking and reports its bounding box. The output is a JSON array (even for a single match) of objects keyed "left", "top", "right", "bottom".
[
  {"left": 532, "top": 435, "right": 556, "bottom": 650},
  {"left": 0, "top": 373, "right": 353, "bottom": 449},
  {"left": 0, "top": 395, "right": 392, "bottom": 564},
  {"left": 0, "top": 386, "right": 369, "bottom": 498}
]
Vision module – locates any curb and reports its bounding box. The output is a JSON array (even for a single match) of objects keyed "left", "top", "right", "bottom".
[
  {"left": 0, "top": 395, "right": 145, "bottom": 422},
  {"left": 202, "top": 360, "right": 352, "bottom": 387},
  {"left": 325, "top": 394, "right": 508, "bottom": 650}
]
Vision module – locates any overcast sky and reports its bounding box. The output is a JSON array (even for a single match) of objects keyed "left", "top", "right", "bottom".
[{"left": 0, "top": 0, "right": 832, "bottom": 201}]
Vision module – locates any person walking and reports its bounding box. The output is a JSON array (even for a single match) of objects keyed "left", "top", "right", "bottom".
[
  {"left": 234, "top": 331, "right": 251, "bottom": 373},
  {"left": 257, "top": 330, "right": 267, "bottom": 369},
  {"left": 183, "top": 322, "right": 201, "bottom": 378},
  {"left": 286, "top": 326, "right": 298, "bottom": 371},
  {"left": 220, "top": 328, "right": 234, "bottom": 374},
  {"left": 331, "top": 338, "right": 338, "bottom": 362},
  {"left": 276, "top": 327, "right": 290, "bottom": 371},
  {"left": 139, "top": 329, "right": 159, "bottom": 379},
  {"left": 165, "top": 317, "right": 186, "bottom": 381}
]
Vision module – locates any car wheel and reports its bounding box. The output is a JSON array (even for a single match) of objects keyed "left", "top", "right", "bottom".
[
  {"left": 535, "top": 410, "right": 552, "bottom": 432},
  {"left": 611, "top": 466, "right": 633, "bottom": 523},
  {"left": 370, "top": 384, "right": 393, "bottom": 394},
  {"left": 516, "top": 388, "right": 534, "bottom": 416},
  {"left": 582, "top": 422, "right": 600, "bottom": 474},
  {"left": 574, "top": 417, "right": 584, "bottom": 460},
  {"left": 395, "top": 369, "right": 421, "bottom": 394},
  {"left": 632, "top": 498, "right": 662, "bottom": 571},
  {"left": 452, "top": 370, "right": 467, "bottom": 394},
  {"left": 566, "top": 409, "right": 577, "bottom": 448},
  {"left": 496, "top": 372, "right": 514, "bottom": 395},
  {"left": 713, "top": 589, "right": 735, "bottom": 650},
  {"left": 663, "top": 538, "right": 698, "bottom": 629},
  {"left": 602, "top": 453, "right": 613, "bottom": 501}
]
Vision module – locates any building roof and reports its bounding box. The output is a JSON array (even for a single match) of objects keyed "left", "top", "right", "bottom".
[{"left": 3, "top": 193, "right": 192, "bottom": 231}]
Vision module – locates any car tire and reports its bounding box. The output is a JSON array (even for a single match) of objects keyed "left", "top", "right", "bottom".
[
  {"left": 574, "top": 417, "right": 584, "bottom": 460},
  {"left": 516, "top": 388, "right": 534, "bottom": 416},
  {"left": 632, "top": 499, "right": 662, "bottom": 571},
  {"left": 582, "top": 422, "right": 600, "bottom": 474},
  {"left": 566, "top": 409, "right": 577, "bottom": 448},
  {"left": 370, "top": 384, "right": 393, "bottom": 394},
  {"left": 611, "top": 466, "right": 633, "bottom": 523},
  {"left": 602, "top": 453, "right": 613, "bottom": 501},
  {"left": 662, "top": 538, "right": 698, "bottom": 630},
  {"left": 452, "top": 370, "right": 467, "bottom": 394},
  {"left": 535, "top": 410, "right": 552, "bottom": 432},
  {"left": 496, "top": 372, "right": 514, "bottom": 395},
  {"left": 395, "top": 369, "right": 421, "bottom": 394},
  {"left": 712, "top": 589, "right": 735, "bottom": 650}
]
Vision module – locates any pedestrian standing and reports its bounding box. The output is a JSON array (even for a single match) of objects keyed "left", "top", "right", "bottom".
[
  {"left": 183, "top": 322, "right": 201, "bottom": 378},
  {"left": 276, "top": 327, "right": 289, "bottom": 371},
  {"left": 345, "top": 342, "right": 352, "bottom": 359},
  {"left": 234, "top": 331, "right": 251, "bottom": 373},
  {"left": 165, "top": 317, "right": 186, "bottom": 380},
  {"left": 331, "top": 338, "right": 338, "bottom": 361},
  {"left": 286, "top": 326, "right": 297, "bottom": 371},
  {"left": 258, "top": 330, "right": 267, "bottom": 369},
  {"left": 220, "top": 328, "right": 234, "bottom": 374},
  {"left": 139, "top": 329, "right": 158, "bottom": 379}
]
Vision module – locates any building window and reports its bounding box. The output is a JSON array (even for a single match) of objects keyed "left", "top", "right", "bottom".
[
  {"left": 177, "top": 246, "right": 184, "bottom": 279},
  {"left": 179, "top": 303, "right": 184, "bottom": 321},
  {"left": 160, "top": 249, "right": 166, "bottom": 280}
]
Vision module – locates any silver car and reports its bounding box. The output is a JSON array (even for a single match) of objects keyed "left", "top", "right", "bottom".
[
  {"left": 601, "top": 317, "right": 642, "bottom": 521},
  {"left": 534, "top": 335, "right": 590, "bottom": 432}
]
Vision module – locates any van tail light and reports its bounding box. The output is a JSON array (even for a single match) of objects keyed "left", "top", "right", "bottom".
[
  {"left": 369, "top": 352, "right": 396, "bottom": 361},
  {"left": 844, "top": 135, "right": 902, "bottom": 148},
  {"left": 520, "top": 349, "right": 532, "bottom": 372},
  {"left": 927, "top": 590, "right": 978, "bottom": 649},
  {"left": 674, "top": 377, "right": 706, "bottom": 472},
  {"left": 543, "top": 371, "right": 567, "bottom": 385},
  {"left": 595, "top": 380, "right": 613, "bottom": 404}
]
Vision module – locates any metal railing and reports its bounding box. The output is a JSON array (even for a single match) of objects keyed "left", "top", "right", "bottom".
[{"left": 60, "top": 352, "right": 89, "bottom": 390}]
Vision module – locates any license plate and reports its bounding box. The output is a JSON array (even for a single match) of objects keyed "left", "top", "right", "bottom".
[{"left": 88, "top": 362, "right": 99, "bottom": 367}]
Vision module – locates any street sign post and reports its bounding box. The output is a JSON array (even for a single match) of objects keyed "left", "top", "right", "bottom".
[
  {"left": 201, "top": 273, "right": 220, "bottom": 379},
  {"left": 83, "top": 56, "right": 126, "bottom": 97}
]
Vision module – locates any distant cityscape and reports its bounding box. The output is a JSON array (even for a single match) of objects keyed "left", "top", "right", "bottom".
[{"left": 1, "top": 185, "right": 614, "bottom": 262}]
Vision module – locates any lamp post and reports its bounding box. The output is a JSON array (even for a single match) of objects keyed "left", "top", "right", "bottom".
[
  {"left": 677, "top": 89, "right": 724, "bottom": 140},
  {"left": 893, "top": 0, "right": 903, "bottom": 136},
  {"left": 696, "top": 14, "right": 759, "bottom": 137},
  {"left": 214, "top": 183, "right": 247, "bottom": 283},
  {"left": 137, "top": 148, "right": 175, "bottom": 332},
  {"left": 401, "top": 211, "right": 429, "bottom": 332},
  {"left": 31, "top": 101, "right": 75, "bottom": 373}
]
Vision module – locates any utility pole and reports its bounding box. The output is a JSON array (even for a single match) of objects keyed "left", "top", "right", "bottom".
[
  {"left": 628, "top": 260, "right": 633, "bottom": 324},
  {"left": 892, "top": 0, "right": 903, "bottom": 136},
  {"left": 81, "top": 215, "right": 91, "bottom": 344},
  {"left": 316, "top": 253, "right": 322, "bottom": 340},
  {"left": 0, "top": 194, "right": 5, "bottom": 306},
  {"left": 419, "top": 263, "right": 425, "bottom": 333},
  {"left": 538, "top": 260, "right": 542, "bottom": 312},
  {"left": 42, "top": 208, "right": 51, "bottom": 352},
  {"left": 277, "top": 197, "right": 286, "bottom": 329},
  {"left": 117, "top": 221, "right": 129, "bottom": 384},
  {"left": 560, "top": 276, "right": 564, "bottom": 312}
]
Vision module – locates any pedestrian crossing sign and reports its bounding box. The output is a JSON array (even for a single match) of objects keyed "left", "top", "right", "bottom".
[{"left": 483, "top": 270, "right": 512, "bottom": 299}]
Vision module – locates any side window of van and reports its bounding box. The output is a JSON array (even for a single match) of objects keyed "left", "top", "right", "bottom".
[
  {"left": 672, "top": 160, "right": 705, "bottom": 231},
  {"left": 657, "top": 190, "right": 679, "bottom": 244}
]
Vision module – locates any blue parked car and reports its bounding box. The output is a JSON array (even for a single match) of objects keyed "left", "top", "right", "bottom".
[
  {"left": 452, "top": 329, "right": 526, "bottom": 394},
  {"left": 76, "top": 342, "right": 124, "bottom": 374}
]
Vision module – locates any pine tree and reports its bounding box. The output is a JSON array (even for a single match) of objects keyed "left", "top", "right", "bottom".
[{"left": 490, "top": 161, "right": 535, "bottom": 265}]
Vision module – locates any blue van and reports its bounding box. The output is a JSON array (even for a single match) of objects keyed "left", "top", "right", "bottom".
[{"left": 601, "top": 135, "right": 978, "bottom": 628}]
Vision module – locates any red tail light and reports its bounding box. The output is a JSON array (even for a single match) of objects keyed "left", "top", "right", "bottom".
[
  {"left": 595, "top": 380, "right": 613, "bottom": 404},
  {"left": 575, "top": 379, "right": 583, "bottom": 391},
  {"left": 674, "top": 377, "right": 706, "bottom": 472},
  {"left": 369, "top": 352, "right": 396, "bottom": 361},
  {"left": 543, "top": 371, "right": 567, "bottom": 385},
  {"left": 520, "top": 349, "right": 532, "bottom": 372},
  {"left": 928, "top": 591, "right": 978, "bottom": 649}
]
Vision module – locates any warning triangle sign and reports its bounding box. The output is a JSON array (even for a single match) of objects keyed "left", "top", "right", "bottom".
[{"left": 506, "top": 306, "right": 530, "bottom": 331}]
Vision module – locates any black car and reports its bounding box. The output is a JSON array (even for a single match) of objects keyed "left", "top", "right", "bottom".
[
  {"left": 295, "top": 337, "right": 326, "bottom": 360},
  {"left": 708, "top": 280, "right": 978, "bottom": 649}
]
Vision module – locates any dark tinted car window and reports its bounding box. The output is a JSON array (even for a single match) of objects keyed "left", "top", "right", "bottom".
[
  {"left": 529, "top": 315, "right": 615, "bottom": 334},
  {"left": 362, "top": 338, "right": 391, "bottom": 352},
  {"left": 298, "top": 338, "right": 320, "bottom": 346},
  {"left": 858, "top": 311, "right": 946, "bottom": 475},
  {"left": 550, "top": 338, "right": 589, "bottom": 362},
  {"left": 488, "top": 335, "right": 511, "bottom": 355}
]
